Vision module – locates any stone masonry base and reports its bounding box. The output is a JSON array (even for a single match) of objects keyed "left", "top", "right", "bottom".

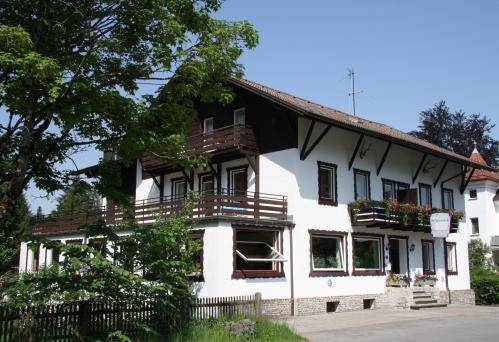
[{"left": 261, "top": 288, "right": 475, "bottom": 317}]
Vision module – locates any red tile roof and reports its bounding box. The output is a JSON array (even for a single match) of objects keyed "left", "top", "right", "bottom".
[
  {"left": 229, "top": 77, "right": 494, "bottom": 171},
  {"left": 469, "top": 148, "right": 499, "bottom": 183}
]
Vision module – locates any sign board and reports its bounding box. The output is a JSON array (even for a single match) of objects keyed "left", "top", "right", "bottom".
[{"left": 430, "top": 213, "right": 451, "bottom": 238}]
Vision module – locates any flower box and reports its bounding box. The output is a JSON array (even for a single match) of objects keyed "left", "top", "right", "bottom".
[
  {"left": 386, "top": 274, "right": 411, "bottom": 287},
  {"left": 414, "top": 275, "right": 437, "bottom": 287}
]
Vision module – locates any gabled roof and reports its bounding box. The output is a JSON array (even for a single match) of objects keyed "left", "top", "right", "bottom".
[
  {"left": 229, "top": 77, "right": 495, "bottom": 171},
  {"left": 469, "top": 148, "right": 499, "bottom": 183}
]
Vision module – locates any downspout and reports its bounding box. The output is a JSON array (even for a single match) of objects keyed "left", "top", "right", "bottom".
[{"left": 289, "top": 225, "right": 295, "bottom": 316}]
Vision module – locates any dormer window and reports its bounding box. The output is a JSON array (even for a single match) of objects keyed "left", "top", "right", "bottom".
[
  {"left": 203, "top": 117, "right": 214, "bottom": 134},
  {"left": 234, "top": 108, "right": 246, "bottom": 126}
]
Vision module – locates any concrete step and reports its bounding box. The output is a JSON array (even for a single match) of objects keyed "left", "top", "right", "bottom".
[
  {"left": 413, "top": 295, "right": 433, "bottom": 300},
  {"left": 412, "top": 290, "right": 428, "bottom": 294},
  {"left": 410, "top": 303, "right": 447, "bottom": 310},
  {"left": 414, "top": 299, "right": 438, "bottom": 305}
]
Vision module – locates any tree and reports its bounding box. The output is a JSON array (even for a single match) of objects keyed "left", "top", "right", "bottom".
[
  {"left": 53, "top": 181, "right": 100, "bottom": 216},
  {"left": 411, "top": 101, "right": 498, "bottom": 166},
  {"left": 0, "top": 0, "right": 258, "bottom": 226},
  {"left": 468, "top": 239, "right": 493, "bottom": 271}
]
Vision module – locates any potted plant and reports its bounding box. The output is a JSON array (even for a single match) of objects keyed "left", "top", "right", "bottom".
[
  {"left": 414, "top": 274, "right": 437, "bottom": 287},
  {"left": 386, "top": 274, "right": 411, "bottom": 287}
]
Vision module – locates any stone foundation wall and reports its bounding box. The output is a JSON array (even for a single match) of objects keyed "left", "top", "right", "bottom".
[
  {"left": 450, "top": 289, "right": 475, "bottom": 305},
  {"left": 261, "top": 298, "right": 292, "bottom": 317}
]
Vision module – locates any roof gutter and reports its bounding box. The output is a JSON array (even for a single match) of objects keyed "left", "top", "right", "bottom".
[{"left": 229, "top": 78, "right": 494, "bottom": 172}]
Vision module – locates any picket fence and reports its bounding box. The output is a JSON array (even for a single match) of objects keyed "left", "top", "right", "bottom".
[{"left": 0, "top": 293, "right": 262, "bottom": 341}]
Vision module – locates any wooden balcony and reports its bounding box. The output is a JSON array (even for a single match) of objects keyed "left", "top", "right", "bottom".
[
  {"left": 351, "top": 203, "right": 459, "bottom": 233},
  {"left": 30, "top": 190, "right": 289, "bottom": 236},
  {"left": 141, "top": 125, "right": 258, "bottom": 174}
]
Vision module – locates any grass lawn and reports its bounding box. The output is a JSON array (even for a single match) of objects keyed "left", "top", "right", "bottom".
[{"left": 172, "top": 316, "right": 305, "bottom": 341}]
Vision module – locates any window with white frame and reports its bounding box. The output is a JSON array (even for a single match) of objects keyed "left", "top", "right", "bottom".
[
  {"left": 203, "top": 117, "right": 214, "bottom": 134},
  {"left": 172, "top": 178, "right": 187, "bottom": 200},
  {"left": 422, "top": 240, "right": 435, "bottom": 274},
  {"left": 353, "top": 235, "right": 382, "bottom": 274},
  {"left": 310, "top": 232, "right": 346, "bottom": 275},
  {"left": 446, "top": 242, "right": 457, "bottom": 274},
  {"left": 234, "top": 108, "right": 246, "bottom": 126},
  {"left": 234, "top": 229, "right": 285, "bottom": 278},
  {"left": 354, "top": 169, "right": 370, "bottom": 200}
]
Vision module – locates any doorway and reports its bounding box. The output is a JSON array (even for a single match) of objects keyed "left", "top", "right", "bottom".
[{"left": 389, "top": 238, "right": 408, "bottom": 275}]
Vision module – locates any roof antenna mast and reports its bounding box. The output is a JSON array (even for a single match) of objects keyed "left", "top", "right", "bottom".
[{"left": 348, "top": 67, "right": 362, "bottom": 116}]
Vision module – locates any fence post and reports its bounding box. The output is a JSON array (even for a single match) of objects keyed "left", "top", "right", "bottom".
[
  {"left": 255, "top": 292, "right": 262, "bottom": 316},
  {"left": 78, "top": 302, "right": 90, "bottom": 339}
]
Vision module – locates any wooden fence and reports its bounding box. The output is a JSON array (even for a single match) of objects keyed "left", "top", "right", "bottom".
[{"left": 0, "top": 293, "right": 262, "bottom": 341}]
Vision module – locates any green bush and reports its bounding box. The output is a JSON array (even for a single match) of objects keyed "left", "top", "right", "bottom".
[
  {"left": 470, "top": 268, "right": 499, "bottom": 305},
  {"left": 173, "top": 316, "right": 305, "bottom": 342}
]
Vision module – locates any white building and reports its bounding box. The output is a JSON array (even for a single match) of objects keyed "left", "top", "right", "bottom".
[
  {"left": 464, "top": 148, "right": 499, "bottom": 265},
  {"left": 19, "top": 78, "right": 492, "bottom": 315}
]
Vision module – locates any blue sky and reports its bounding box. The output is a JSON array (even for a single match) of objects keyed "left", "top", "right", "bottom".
[{"left": 27, "top": 0, "right": 499, "bottom": 212}]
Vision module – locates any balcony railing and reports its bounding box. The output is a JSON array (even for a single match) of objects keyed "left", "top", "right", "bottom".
[
  {"left": 141, "top": 125, "right": 258, "bottom": 173},
  {"left": 350, "top": 201, "right": 460, "bottom": 233},
  {"left": 30, "top": 189, "right": 289, "bottom": 236}
]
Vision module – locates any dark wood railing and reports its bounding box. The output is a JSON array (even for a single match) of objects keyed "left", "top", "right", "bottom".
[
  {"left": 141, "top": 125, "right": 258, "bottom": 173},
  {"left": 30, "top": 190, "right": 288, "bottom": 236},
  {"left": 351, "top": 203, "right": 459, "bottom": 233}
]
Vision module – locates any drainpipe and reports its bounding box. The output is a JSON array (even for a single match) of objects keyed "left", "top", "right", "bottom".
[
  {"left": 289, "top": 225, "right": 295, "bottom": 316},
  {"left": 443, "top": 237, "right": 452, "bottom": 304}
]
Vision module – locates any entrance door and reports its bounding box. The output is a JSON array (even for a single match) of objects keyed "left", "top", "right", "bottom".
[{"left": 389, "top": 239, "right": 401, "bottom": 274}]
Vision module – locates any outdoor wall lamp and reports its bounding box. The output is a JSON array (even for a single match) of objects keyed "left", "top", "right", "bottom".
[{"left": 409, "top": 243, "right": 415, "bottom": 252}]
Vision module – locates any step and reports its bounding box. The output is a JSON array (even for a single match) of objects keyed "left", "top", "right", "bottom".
[
  {"left": 413, "top": 295, "right": 433, "bottom": 300},
  {"left": 414, "top": 299, "right": 438, "bottom": 305},
  {"left": 410, "top": 303, "right": 447, "bottom": 310},
  {"left": 412, "top": 290, "right": 428, "bottom": 294}
]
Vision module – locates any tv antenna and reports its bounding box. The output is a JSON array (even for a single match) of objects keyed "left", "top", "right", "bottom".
[{"left": 347, "top": 67, "right": 363, "bottom": 116}]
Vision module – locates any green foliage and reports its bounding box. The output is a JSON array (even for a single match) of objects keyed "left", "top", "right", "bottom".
[
  {"left": 2, "top": 199, "right": 199, "bottom": 309},
  {"left": 0, "top": 193, "right": 29, "bottom": 274},
  {"left": 53, "top": 181, "right": 100, "bottom": 216},
  {"left": 0, "top": 0, "right": 258, "bottom": 243},
  {"left": 173, "top": 317, "right": 305, "bottom": 342},
  {"left": 468, "top": 239, "right": 493, "bottom": 271},
  {"left": 470, "top": 268, "right": 499, "bottom": 305},
  {"left": 411, "top": 101, "right": 498, "bottom": 166}
]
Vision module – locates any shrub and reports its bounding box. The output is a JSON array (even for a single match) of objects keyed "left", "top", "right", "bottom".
[
  {"left": 470, "top": 268, "right": 499, "bottom": 305},
  {"left": 468, "top": 240, "right": 493, "bottom": 270}
]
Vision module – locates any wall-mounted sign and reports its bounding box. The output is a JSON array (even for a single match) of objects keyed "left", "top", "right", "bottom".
[
  {"left": 430, "top": 213, "right": 451, "bottom": 238},
  {"left": 327, "top": 278, "right": 333, "bottom": 287}
]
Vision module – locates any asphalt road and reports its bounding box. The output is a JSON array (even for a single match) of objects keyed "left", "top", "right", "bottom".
[{"left": 285, "top": 305, "right": 499, "bottom": 342}]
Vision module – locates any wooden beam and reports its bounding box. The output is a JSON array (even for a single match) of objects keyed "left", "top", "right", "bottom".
[
  {"left": 460, "top": 165, "right": 469, "bottom": 191},
  {"left": 348, "top": 134, "right": 365, "bottom": 170},
  {"left": 245, "top": 154, "right": 257, "bottom": 171},
  {"left": 301, "top": 125, "right": 332, "bottom": 161},
  {"left": 433, "top": 160, "right": 448, "bottom": 188},
  {"left": 412, "top": 153, "right": 427, "bottom": 184},
  {"left": 151, "top": 174, "right": 161, "bottom": 190},
  {"left": 376, "top": 142, "right": 392, "bottom": 176},
  {"left": 460, "top": 167, "right": 475, "bottom": 194},
  {"left": 300, "top": 120, "right": 315, "bottom": 160}
]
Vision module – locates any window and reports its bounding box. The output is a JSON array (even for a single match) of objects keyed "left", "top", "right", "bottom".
[
  {"left": 446, "top": 242, "right": 457, "bottom": 275},
  {"left": 382, "top": 179, "right": 410, "bottom": 202},
  {"left": 234, "top": 108, "right": 246, "bottom": 126},
  {"left": 469, "top": 189, "right": 477, "bottom": 200},
  {"left": 352, "top": 235, "right": 383, "bottom": 274},
  {"left": 442, "top": 188, "right": 454, "bottom": 210},
  {"left": 309, "top": 231, "right": 346, "bottom": 276},
  {"left": 228, "top": 166, "right": 247, "bottom": 196},
  {"left": 354, "top": 169, "right": 370, "bottom": 200},
  {"left": 172, "top": 178, "right": 187, "bottom": 200},
  {"left": 189, "top": 231, "right": 204, "bottom": 280},
  {"left": 203, "top": 117, "right": 214, "bottom": 134},
  {"left": 88, "top": 238, "right": 107, "bottom": 256},
  {"left": 318, "top": 161, "right": 337, "bottom": 205},
  {"left": 419, "top": 183, "right": 432, "bottom": 207},
  {"left": 29, "top": 244, "right": 40, "bottom": 272},
  {"left": 471, "top": 218, "right": 480, "bottom": 235},
  {"left": 422, "top": 240, "right": 435, "bottom": 274},
  {"left": 199, "top": 173, "right": 215, "bottom": 195},
  {"left": 234, "top": 228, "right": 285, "bottom": 278}
]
